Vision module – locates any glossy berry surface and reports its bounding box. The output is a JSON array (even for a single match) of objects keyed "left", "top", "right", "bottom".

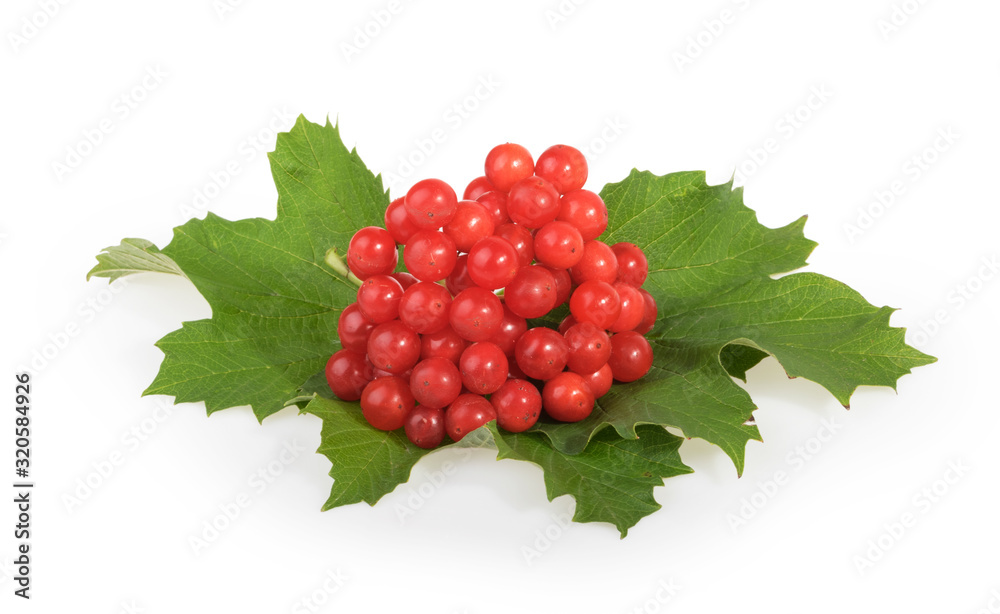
[
  {"left": 405, "top": 406, "right": 446, "bottom": 449},
  {"left": 337, "top": 303, "right": 376, "bottom": 353},
  {"left": 570, "top": 240, "right": 619, "bottom": 285},
  {"left": 534, "top": 145, "right": 588, "bottom": 194},
  {"left": 384, "top": 197, "right": 419, "bottom": 244},
  {"left": 347, "top": 226, "right": 398, "bottom": 280},
  {"left": 405, "top": 178, "right": 458, "bottom": 230},
  {"left": 356, "top": 274, "right": 404, "bottom": 324},
  {"left": 542, "top": 371, "right": 595, "bottom": 422},
  {"left": 325, "top": 349, "right": 372, "bottom": 401},
  {"left": 466, "top": 236, "right": 519, "bottom": 290},
  {"left": 563, "top": 321, "right": 612, "bottom": 375},
  {"left": 444, "top": 200, "right": 495, "bottom": 252},
  {"left": 409, "top": 357, "right": 462, "bottom": 409},
  {"left": 558, "top": 189, "right": 608, "bottom": 241},
  {"left": 403, "top": 230, "right": 458, "bottom": 282},
  {"left": 367, "top": 320, "right": 421, "bottom": 375},
  {"left": 449, "top": 287, "right": 504, "bottom": 342},
  {"left": 491, "top": 378, "right": 542, "bottom": 433},
  {"left": 504, "top": 265, "right": 557, "bottom": 319},
  {"left": 608, "top": 331, "right": 654, "bottom": 382},
  {"left": 459, "top": 342, "right": 508, "bottom": 394},
  {"left": 361, "top": 375, "right": 414, "bottom": 431},
  {"left": 485, "top": 143, "right": 534, "bottom": 192},
  {"left": 569, "top": 281, "right": 621, "bottom": 330},
  {"left": 514, "top": 327, "right": 568, "bottom": 381},
  {"left": 397, "top": 281, "right": 452, "bottom": 334},
  {"left": 445, "top": 394, "right": 497, "bottom": 442},
  {"left": 507, "top": 176, "right": 561, "bottom": 228}
]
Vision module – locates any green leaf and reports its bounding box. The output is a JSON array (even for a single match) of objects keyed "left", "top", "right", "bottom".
[
  {"left": 93, "top": 116, "right": 388, "bottom": 420},
  {"left": 491, "top": 423, "right": 692, "bottom": 537},
  {"left": 531, "top": 170, "right": 936, "bottom": 472},
  {"left": 87, "top": 238, "right": 186, "bottom": 281}
]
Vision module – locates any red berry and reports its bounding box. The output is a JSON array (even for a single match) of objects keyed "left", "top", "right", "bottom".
[
  {"left": 493, "top": 223, "right": 534, "bottom": 268},
  {"left": 405, "top": 179, "right": 458, "bottom": 230},
  {"left": 504, "top": 265, "right": 558, "bottom": 319},
  {"left": 542, "top": 372, "right": 595, "bottom": 422},
  {"left": 569, "top": 281, "right": 621, "bottom": 329},
  {"left": 563, "top": 322, "right": 612, "bottom": 374},
  {"left": 444, "top": 200, "right": 495, "bottom": 252},
  {"left": 492, "top": 379, "right": 542, "bottom": 433},
  {"left": 409, "top": 357, "right": 462, "bottom": 409},
  {"left": 485, "top": 143, "right": 534, "bottom": 192},
  {"left": 558, "top": 189, "right": 608, "bottom": 241},
  {"left": 361, "top": 375, "right": 414, "bottom": 431},
  {"left": 445, "top": 394, "right": 497, "bottom": 441},
  {"left": 337, "top": 303, "right": 375, "bottom": 353},
  {"left": 534, "top": 145, "right": 588, "bottom": 194},
  {"left": 557, "top": 313, "right": 578, "bottom": 334},
  {"left": 367, "top": 320, "right": 421, "bottom": 375},
  {"left": 608, "top": 331, "right": 653, "bottom": 382},
  {"left": 420, "top": 327, "right": 467, "bottom": 364},
  {"left": 476, "top": 191, "right": 509, "bottom": 227},
  {"left": 385, "top": 197, "right": 420, "bottom": 244},
  {"left": 445, "top": 254, "right": 476, "bottom": 296},
  {"left": 403, "top": 230, "right": 458, "bottom": 282},
  {"left": 391, "top": 271, "right": 419, "bottom": 290},
  {"left": 580, "top": 363, "right": 613, "bottom": 398},
  {"left": 347, "top": 226, "right": 398, "bottom": 280},
  {"left": 507, "top": 176, "right": 561, "bottom": 228},
  {"left": 488, "top": 304, "right": 528, "bottom": 357},
  {"left": 533, "top": 220, "right": 584, "bottom": 269},
  {"left": 405, "top": 406, "right": 446, "bottom": 449},
  {"left": 570, "top": 240, "right": 619, "bottom": 284},
  {"left": 542, "top": 266, "right": 572, "bottom": 308},
  {"left": 398, "top": 281, "right": 452, "bottom": 334},
  {"left": 635, "top": 288, "right": 657, "bottom": 335},
  {"left": 612, "top": 242, "right": 649, "bottom": 287},
  {"left": 325, "top": 349, "right": 373, "bottom": 401},
  {"left": 463, "top": 175, "right": 495, "bottom": 201},
  {"left": 449, "top": 287, "right": 504, "bottom": 342},
  {"left": 356, "top": 274, "right": 405, "bottom": 323},
  {"left": 459, "top": 342, "right": 508, "bottom": 394},
  {"left": 467, "top": 236, "right": 519, "bottom": 290},
  {"left": 609, "top": 282, "right": 645, "bottom": 333},
  {"left": 514, "top": 327, "right": 568, "bottom": 381}
]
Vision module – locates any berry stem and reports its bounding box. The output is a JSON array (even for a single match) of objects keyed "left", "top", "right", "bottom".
[{"left": 325, "top": 247, "right": 363, "bottom": 287}]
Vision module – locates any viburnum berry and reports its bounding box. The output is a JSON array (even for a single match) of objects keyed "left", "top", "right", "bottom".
[
  {"left": 580, "top": 363, "right": 613, "bottom": 398},
  {"left": 542, "top": 371, "right": 595, "bottom": 422},
  {"left": 570, "top": 240, "right": 619, "bottom": 285},
  {"left": 504, "top": 265, "right": 557, "bottom": 319},
  {"left": 558, "top": 189, "right": 608, "bottom": 241},
  {"left": 476, "top": 191, "right": 509, "bottom": 227},
  {"left": 488, "top": 304, "right": 528, "bottom": 357},
  {"left": 492, "top": 223, "right": 534, "bottom": 268},
  {"left": 484, "top": 143, "right": 534, "bottom": 192},
  {"left": 403, "top": 230, "right": 458, "bottom": 282},
  {"left": 466, "top": 236, "right": 519, "bottom": 290},
  {"left": 535, "top": 145, "right": 588, "bottom": 194},
  {"left": 463, "top": 175, "right": 495, "bottom": 201},
  {"left": 533, "top": 220, "right": 584, "bottom": 269},
  {"left": 405, "top": 406, "right": 446, "bottom": 449},
  {"left": 507, "top": 176, "right": 561, "bottom": 228},
  {"left": 356, "top": 274, "right": 404, "bottom": 324},
  {"left": 361, "top": 375, "right": 414, "bottom": 431},
  {"left": 612, "top": 242, "right": 649, "bottom": 287},
  {"left": 445, "top": 394, "right": 497, "bottom": 442},
  {"left": 609, "top": 282, "right": 645, "bottom": 333},
  {"left": 384, "top": 197, "right": 420, "bottom": 244},
  {"left": 337, "top": 303, "right": 375, "bottom": 353},
  {"left": 446, "top": 254, "right": 476, "bottom": 296},
  {"left": 391, "top": 271, "right": 419, "bottom": 290},
  {"left": 367, "top": 320, "right": 421, "bottom": 375},
  {"left": 608, "top": 331, "right": 653, "bottom": 382},
  {"left": 405, "top": 178, "right": 458, "bottom": 230},
  {"left": 449, "top": 287, "right": 503, "bottom": 342},
  {"left": 325, "top": 349, "right": 372, "bottom": 401},
  {"left": 409, "top": 357, "right": 462, "bottom": 409},
  {"left": 635, "top": 288, "right": 657, "bottom": 335},
  {"left": 563, "top": 321, "right": 612, "bottom": 375},
  {"left": 569, "top": 280, "right": 621, "bottom": 330},
  {"left": 557, "top": 313, "right": 578, "bottom": 334},
  {"left": 514, "top": 327, "right": 568, "bottom": 381},
  {"left": 347, "top": 226, "right": 398, "bottom": 280},
  {"left": 420, "top": 327, "right": 467, "bottom": 364},
  {"left": 397, "top": 281, "right": 452, "bottom": 334},
  {"left": 542, "top": 266, "right": 572, "bottom": 308},
  {"left": 444, "top": 200, "right": 494, "bottom": 252},
  {"left": 491, "top": 378, "right": 542, "bottom": 433},
  {"left": 459, "top": 342, "right": 508, "bottom": 394}
]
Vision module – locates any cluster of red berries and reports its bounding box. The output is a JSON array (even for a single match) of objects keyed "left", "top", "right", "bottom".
[{"left": 325, "top": 143, "right": 656, "bottom": 449}]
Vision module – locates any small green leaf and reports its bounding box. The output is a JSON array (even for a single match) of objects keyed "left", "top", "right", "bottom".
[
  {"left": 87, "top": 238, "right": 185, "bottom": 281},
  {"left": 492, "top": 423, "right": 692, "bottom": 537}
]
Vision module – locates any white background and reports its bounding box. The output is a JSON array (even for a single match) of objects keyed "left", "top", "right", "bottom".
[{"left": 2, "top": 0, "right": 998, "bottom": 612}]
